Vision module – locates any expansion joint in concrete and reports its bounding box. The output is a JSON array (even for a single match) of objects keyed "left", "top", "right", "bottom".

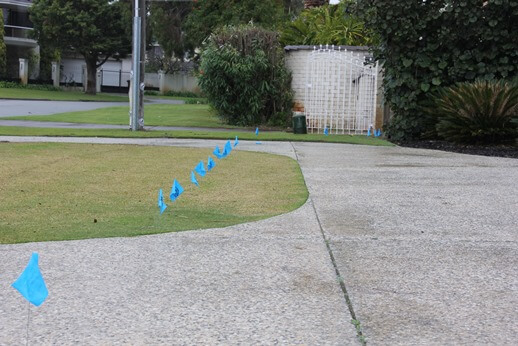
[{"left": 289, "top": 142, "right": 365, "bottom": 344}]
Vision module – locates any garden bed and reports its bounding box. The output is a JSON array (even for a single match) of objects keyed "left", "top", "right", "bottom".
[{"left": 397, "top": 140, "right": 518, "bottom": 159}]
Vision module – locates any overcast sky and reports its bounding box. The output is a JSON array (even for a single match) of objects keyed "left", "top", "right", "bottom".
[{"left": 330, "top": 0, "right": 340, "bottom": 4}]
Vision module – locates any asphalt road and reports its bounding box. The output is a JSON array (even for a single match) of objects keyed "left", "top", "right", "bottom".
[{"left": 0, "top": 98, "right": 183, "bottom": 117}]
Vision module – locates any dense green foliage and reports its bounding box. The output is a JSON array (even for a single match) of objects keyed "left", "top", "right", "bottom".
[
  {"left": 0, "top": 81, "right": 61, "bottom": 91},
  {"left": 150, "top": 1, "right": 193, "bottom": 62},
  {"left": 30, "top": 0, "right": 131, "bottom": 94},
  {"left": 430, "top": 80, "right": 518, "bottom": 144},
  {"left": 281, "top": 2, "right": 373, "bottom": 46},
  {"left": 357, "top": 0, "right": 518, "bottom": 141},
  {"left": 198, "top": 25, "right": 293, "bottom": 126},
  {"left": 184, "top": 0, "right": 286, "bottom": 49},
  {"left": 0, "top": 13, "right": 6, "bottom": 78}
]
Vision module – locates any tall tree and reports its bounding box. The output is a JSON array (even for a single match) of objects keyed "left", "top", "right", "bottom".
[
  {"left": 150, "top": 1, "right": 193, "bottom": 61},
  {"left": 184, "top": 0, "right": 286, "bottom": 49},
  {"left": 0, "top": 12, "right": 7, "bottom": 78},
  {"left": 30, "top": 0, "right": 131, "bottom": 94}
]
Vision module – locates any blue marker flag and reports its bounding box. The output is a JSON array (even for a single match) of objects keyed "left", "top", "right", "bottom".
[
  {"left": 367, "top": 128, "right": 371, "bottom": 136},
  {"left": 376, "top": 129, "right": 381, "bottom": 137},
  {"left": 169, "top": 179, "right": 184, "bottom": 202},
  {"left": 191, "top": 171, "right": 199, "bottom": 187},
  {"left": 234, "top": 136, "right": 239, "bottom": 147},
  {"left": 255, "top": 127, "right": 259, "bottom": 136},
  {"left": 12, "top": 253, "right": 48, "bottom": 307},
  {"left": 324, "top": 127, "right": 329, "bottom": 136},
  {"left": 195, "top": 160, "right": 207, "bottom": 177},
  {"left": 213, "top": 146, "right": 224, "bottom": 159},
  {"left": 207, "top": 156, "right": 216, "bottom": 171},
  {"left": 224, "top": 140, "right": 232, "bottom": 155},
  {"left": 158, "top": 189, "right": 167, "bottom": 214}
]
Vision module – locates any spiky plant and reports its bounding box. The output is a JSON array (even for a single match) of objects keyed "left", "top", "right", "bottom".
[{"left": 432, "top": 80, "right": 518, "bottom": 144}]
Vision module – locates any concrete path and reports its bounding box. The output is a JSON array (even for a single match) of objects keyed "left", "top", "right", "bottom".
[
  {"left": 0, "top": 98, "right": 183, "bottom": 117},
  {"left": 0, "top": 120, "right": 241, "bottom": 132},
  {"left": 0, "top": 137, "right": 517, "bottom": 345}
]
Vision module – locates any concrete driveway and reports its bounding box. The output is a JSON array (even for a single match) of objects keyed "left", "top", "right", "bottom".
[{"left": 0, "top": 137, "right": 516, "bottom": 345}]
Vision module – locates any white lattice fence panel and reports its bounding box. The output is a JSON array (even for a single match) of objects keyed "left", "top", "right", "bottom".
[{"left": 304, "top": 46, "right": 378, "bottom": 134}]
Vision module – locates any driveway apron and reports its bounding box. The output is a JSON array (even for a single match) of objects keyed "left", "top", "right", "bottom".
[{"left": 1, "top": 137, "right": 517, "bottom": 345}]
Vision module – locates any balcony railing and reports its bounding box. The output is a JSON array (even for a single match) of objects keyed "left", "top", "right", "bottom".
[{"left": 3, "top": 25, "right": 34, "bottom": 40}]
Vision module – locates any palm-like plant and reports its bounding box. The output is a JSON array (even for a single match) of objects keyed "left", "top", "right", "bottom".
[
  {"left": 432, "top": 80, "right": 518, "bottom": 144},
  {"left": 281, "top": 3, "right": 373, "bottom": 46}
]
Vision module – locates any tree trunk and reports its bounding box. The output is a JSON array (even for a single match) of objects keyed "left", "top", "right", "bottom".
[
  {"left": 85, "top": 56, "right": 97, "bottom": 95},
  {"left": 304, "top": 0, "right": 328, "bottom": 9}
]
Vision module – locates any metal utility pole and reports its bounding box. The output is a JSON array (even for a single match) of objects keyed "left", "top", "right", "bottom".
[
  {"left": 130, "top": 0, "right": 141, "bottom": 131},
  {"left": 130, "top": 0, "right": 146, "bottom": 131},
  {"left": 131, "top": 0, "right": 192, "bottom": 131}
]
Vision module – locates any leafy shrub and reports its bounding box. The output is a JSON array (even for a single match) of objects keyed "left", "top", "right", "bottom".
[
  {"left": 162, "top": 90, "right": 201, "bottom": 98},
  {"left": 430, "top": 80, "right": 518, "bottom": 144},
  {"left": 0, "top": 81, "right": 62, "bottom": 91},
  {"left": 357, "top": 0, "right": 518, "bottom": 141},
  {"left": 281, "top": 2, "right": 374, "bottom": 46},
  {"left": 198, "top": 25, "right": 293, "bottom": 126}
]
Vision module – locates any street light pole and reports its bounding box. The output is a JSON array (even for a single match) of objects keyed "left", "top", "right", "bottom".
[
  {"left": 130, "top": 0, "right": 141, "bottom": 131},
  {"left": 130, "top": 0, "right": 193, "bottom": 131}
]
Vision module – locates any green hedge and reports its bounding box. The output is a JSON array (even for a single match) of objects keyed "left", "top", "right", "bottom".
[
  {"left": 0, "top": 81, "right": 61, "bottom": 91},
  {"left": 358, "top": 0, "right": 518, "bottom": 141}
]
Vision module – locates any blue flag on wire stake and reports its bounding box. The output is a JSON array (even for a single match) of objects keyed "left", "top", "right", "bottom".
[
  {"left": 367, "top": 128, "right": 371, "bottom": 136},
  {"left": 169, "top": 179, "right": 184, "bottom": 202},
  {"left": 12, "top": 253, "right": 48, "bottom": 307},
  {"left": 255, "top": 127, "right": 259, "bottom": 136},
  {"left": 191, "top": 171, "right": 199, "bottom": 187},
  {"left": 195, "top": 160, "right": 207, "bottom": 177},
  {"left": 222, "top": 140, "right": 232, "bottom": 157},
  {"left": 213, "top": 146, "right": 224, "bottom": 159},
  {"left": 158, "top": 189, "right": 167, "bottom": 214},
  {"left": 234, "top": 136, "right": 239, "bottom": 147},
  {"left": 324, "top": 127, "right": 329, "bottom": 136},
  {"left": 376, "top": 129, "right": 381, "bottom": 137},
  {"left": 207, "top": 156, "right": 216, "bottom": 171}
]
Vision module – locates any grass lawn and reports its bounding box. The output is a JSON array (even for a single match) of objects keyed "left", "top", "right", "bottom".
[
  {"left": 0, "top": 142, "right": 308, "bottom": 244},
  {"left": 146, "top": 95, "right": 208, "bottom": 104},
  {"left": 0, "top": 126, "right": 394, "bottom": 146},
  {"left": 4, "top": 104, "right": 229, "bottom": 128},
  {"left": 0, "top": 87, "right": 128, "bottom": 102}
]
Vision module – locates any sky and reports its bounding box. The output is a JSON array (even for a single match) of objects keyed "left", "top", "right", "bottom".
[{"left": 330, "top": 0, "right": 340, "bottom": 4}]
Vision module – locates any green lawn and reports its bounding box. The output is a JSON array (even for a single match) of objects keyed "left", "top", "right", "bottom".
[
  {"left": 0, "top": 126, "right": 394, "bottom": 146},
  {"left": 146, "top": 95, "right": 208, "bottom": 104},
  {"left": 0, "top": 142, "right": 308, "bottom": 244},
  {"left": 4, "top": 104, "right": 231, "bottom": 128},
  {"left": 0, "top": 87, "right": 128, "bottom": 102}
]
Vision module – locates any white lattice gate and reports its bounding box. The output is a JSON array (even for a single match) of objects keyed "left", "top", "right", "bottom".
[{"left": 304, "top": 46, "right": 378, "bottom": 134}]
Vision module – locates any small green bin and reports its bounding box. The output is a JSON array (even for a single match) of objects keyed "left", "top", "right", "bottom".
[{"left": 292, "top": 112, "right": 307, "bottom": 134}]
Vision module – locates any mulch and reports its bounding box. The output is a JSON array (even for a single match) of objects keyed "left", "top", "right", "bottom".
[{"left": 396, "top": 140, "right": 518, "bottom": 159}]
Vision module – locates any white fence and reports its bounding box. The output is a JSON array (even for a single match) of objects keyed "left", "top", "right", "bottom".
[{"left": 304, "top": 46, "right": 378, "bottom": 134}]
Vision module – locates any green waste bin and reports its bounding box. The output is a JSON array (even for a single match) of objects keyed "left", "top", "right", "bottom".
[{"left": 292, "top": 112, "right": 307, "bottom": 134}]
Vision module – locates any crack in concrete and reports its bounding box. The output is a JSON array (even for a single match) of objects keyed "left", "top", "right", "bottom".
[{"left": 289, "top": 142, "right": 366, "bottom": 345}]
